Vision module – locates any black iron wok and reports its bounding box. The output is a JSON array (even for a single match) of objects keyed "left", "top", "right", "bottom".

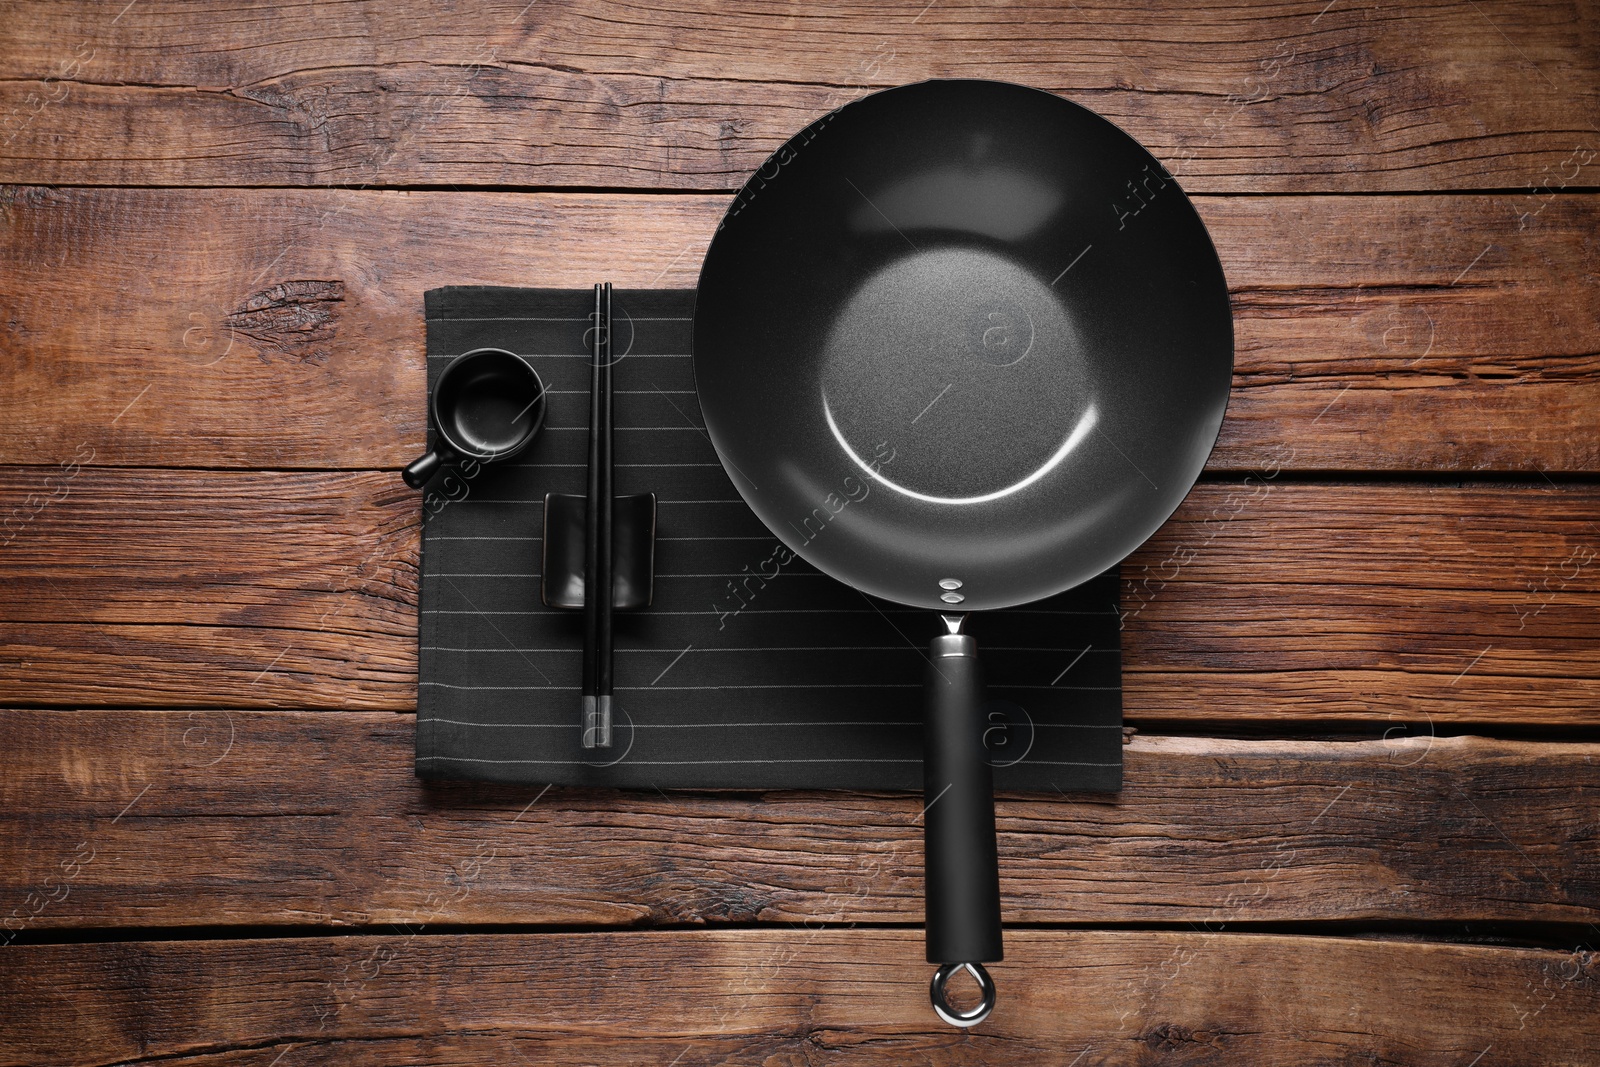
[{"left": 693, "top": 79, "right": 1233, "bottom": 1026}]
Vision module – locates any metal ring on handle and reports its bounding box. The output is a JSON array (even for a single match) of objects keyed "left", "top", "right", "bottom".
[{"left": 930, "top": 961, "right": 996, "bottom": 1027}]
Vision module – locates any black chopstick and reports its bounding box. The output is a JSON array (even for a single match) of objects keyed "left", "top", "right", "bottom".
[
  {"left": 598, "top": 283, "right": 616, "bottom": 743},
  {"left": 582, "top": 283, "right": 616, "bottom": 748}
]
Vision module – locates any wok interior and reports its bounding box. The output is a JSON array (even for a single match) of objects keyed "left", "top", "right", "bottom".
[{"left": 694, "top": 80, "right": 1233, "bottom": 612}]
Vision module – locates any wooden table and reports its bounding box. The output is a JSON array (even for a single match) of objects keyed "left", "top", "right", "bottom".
[{"left": 2, "top": 2, "right": 1597, "bottom": 1063}]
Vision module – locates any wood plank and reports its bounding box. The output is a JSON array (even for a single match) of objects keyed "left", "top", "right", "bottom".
[
  {"left": 0, "top": 470, "right": 417, "bottom": 710},
  {"left": 2, "top": 930, "right": 1596, "bottom": 1065},
  {"left": 1, "top": 0, "right": 1596, "bottom": 191},
  {"left": 2, "top": 189, "right": 1596, "bottom": 472},
  {"left": 2, "top": 711, "right": 1596, "bottom": 931},
  {"left": 3, "top": 471, "right": 1594, "bottom": 721},
  {"left": 1124, "top": 480, "right": 1600, "bottom": 723}
]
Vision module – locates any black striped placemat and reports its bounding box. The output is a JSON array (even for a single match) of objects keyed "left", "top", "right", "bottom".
[{"left": 415, "top": 287, "right": 1122, "bottom": 793}]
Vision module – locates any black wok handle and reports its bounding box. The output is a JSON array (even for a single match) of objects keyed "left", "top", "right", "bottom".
[{"left": 923, "top": 613, "right": 1001, "bottom": 1027}]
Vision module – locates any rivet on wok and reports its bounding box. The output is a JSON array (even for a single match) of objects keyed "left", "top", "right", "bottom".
[
  {"left": 939, "top": 578, "right": 964, "bottom": 590},
  {"left": 940, "top": 591, "right": 966, "bottom": 604}
]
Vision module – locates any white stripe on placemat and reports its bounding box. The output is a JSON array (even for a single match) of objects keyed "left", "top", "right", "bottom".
[
  {"left": 427, "top": 717, "right": 915, "bottom": 729},
  {"left": 421, "top": 681, "right": 919, "bottom": 690},
  {"left": 421, "top": 608, "right": 1112, "bottom": 616},
  {"left": 420, "top": 681, "right": 1114, "bottom": 691},
  {"left": 427, "top": 572, "right": 833, "bottom": 579},
  {"left": 428, "top": 358, "right": 684, "bottom": 363},
  {"left": 416, "top": 754, "right": 1116, "bottom": 767},
  {"left": 422, "top": 716, "right": 1119, "bottom": 731},
  {"left": 427, "top": 536, "right": 541, "bottom": 541},
  {"left": 542, "top": 425, "right": 708, "bottom": 429},
  {"left": 416, "top": 755, "right": 923, "bottom": 765},
  {"left": 418, "top": 645, "right": 1113, "bottom": 654},
  {"left": 440, "top": 497, "right": 763, "bottom": 504},
  {"left": 430, "top": 316, "right": 691, "bottom": 323},
  {"left": 498, "top": 461, "right": 721, "bottom": 468},
  {"left": 421, "top": 535, "right": 777, "bottom": 543}
]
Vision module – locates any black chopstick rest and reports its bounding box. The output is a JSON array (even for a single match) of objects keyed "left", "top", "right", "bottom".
[{"left": 541, "top": 493, "right": 656, "bottom": 613}]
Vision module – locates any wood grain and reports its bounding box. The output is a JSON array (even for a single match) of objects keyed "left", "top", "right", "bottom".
[
  {"left": 2, "top": 189, "right": 1596, "bottom": 472},
  {"left": 1125, "top": 480, "right": 1600, "bottom": 723},
  {"left": 1, "top": 711, "right": 1595, "bottom": 931},
  {"left": 1, "top": 470, "right": 1595, "bottom": 722},
  {"left": 3, "top": 929, "right": 1596, "bottom": 1066},
  {"left": 2, "top": 4, "right": 1597, "bottom": 1060},
  {"left": 0, "top": 469, "right": 417, "bottom": 710},
  {"left": 1, "top": 0, "right": 1596, "bottom": 192}
]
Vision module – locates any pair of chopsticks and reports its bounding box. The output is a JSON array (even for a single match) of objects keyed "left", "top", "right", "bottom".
[{"left": 582, "top": 283, "right": 615, "bottom": 749}]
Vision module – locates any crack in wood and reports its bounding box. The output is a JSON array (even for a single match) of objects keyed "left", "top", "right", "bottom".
[{"left": 222, "top": 280, "right": 346, "bottom": 364}]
